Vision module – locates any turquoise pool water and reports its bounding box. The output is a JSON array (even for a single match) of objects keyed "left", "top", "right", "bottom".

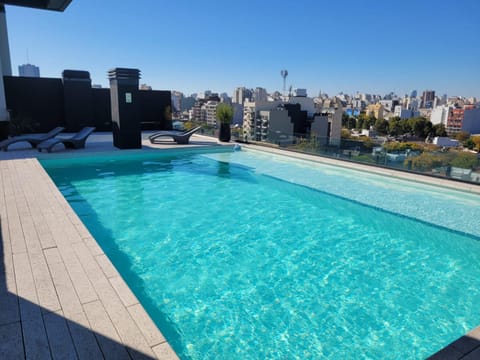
[{"left": 42, "top": 149, "right": 480, "bottom": 359}]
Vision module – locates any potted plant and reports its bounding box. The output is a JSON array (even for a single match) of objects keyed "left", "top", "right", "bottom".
[{"left": 216, "top": 103, "right": 233, "bottom": 142}]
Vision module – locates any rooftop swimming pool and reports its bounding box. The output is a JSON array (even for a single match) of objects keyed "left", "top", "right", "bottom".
[{"left": 41, "top": 147, "right": 480, "bottom": 359}]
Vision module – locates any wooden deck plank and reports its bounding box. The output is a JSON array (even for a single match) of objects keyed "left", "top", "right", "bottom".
[
  {"left": 0, "top": 322, "right": 24, "bottom": 359},
  {"left": 110, "top": 275, "right": 139, "bottom": 308},
  {"left": 43, "top": 310, "right": 78, "bottom": 360},
  {"left": 83, "top": 300, "right": 131, "bottom": 360},
  {"left": 29, "top": 251, "right": 61, "bottom": 314},
  {"left": 96, "top": 253, "right": 120, "bottom": 278},
  {"left": 67, "top": 310, "right": 105, "bottom": 360},
  {"left": 127, "top": 303, "right": 166, "bottom": 347},
  {"left": 47, "top": 259, "right": 85, "bottom": 318},
  {"left": 56, "top": 243, "right": 98, "bottom": 305}
]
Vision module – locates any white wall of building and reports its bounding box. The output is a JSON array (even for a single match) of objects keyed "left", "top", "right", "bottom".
[
  {"left": 394, "top": 105, "right": 402, "bottom": 118},
  {"left": 379, "top": 100, "right": 394, "bottom": 112},
  {"left": 430, "top": 105, "right": 449, "bottom": 125},
  {"left": 288, "top": 96, "right": 315, "bottom": 114},
  {"left": 233, "top": 87, "right": 252, "bottom": 105}
]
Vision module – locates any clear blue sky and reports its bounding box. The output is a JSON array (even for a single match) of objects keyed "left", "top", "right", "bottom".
[{"left": 6, "top": 0, "right": 480, "bottom": 98}]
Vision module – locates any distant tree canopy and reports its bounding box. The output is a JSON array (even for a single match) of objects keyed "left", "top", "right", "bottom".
[
  {"left": 464, "top": 138, "right": 475, "bottom": 150},
  {"left": 387, "top": 117, "right": 406, "bottom": 136},
  {"left": 406, "top": 150, "right": 477, "bottom": 171},
  {"left": 407, "top": 152, "right": 447, "bottom": 171},
  {"left": 341, "top": 128, "right": 351, "bottom": 138},
  {"left": 471, "top": 136, "right": 480, "bottom": 151},
  {"left": 346, "top": 114, "right": 435, "bottom": 139},
  {"left": 383, "top": 142, "right": 424, "bottom": 152},
  {"left": 408, "top": 117, "right": 432, "bottom": 137},
  {"left": 374, "top": 118, "right": 389, "bottom": 135},
  {"left": 357, "top": 113, "right": 376, "bottom": 130},
  {"left": 341, "top": 113, "right": 349, "bottom": 127},
  {"left": 449, "top": 152, "right": 477, "bottom": 169},
  {"left": 432, "top": 123, "right": 447, "bottom": 137},
  {"left": 454, "top": 131, "right": 470, "bottom": 142},
  {"left": 342, "top": 114, "right": 357, "bottom": 129},
  {"left": 386, "top": 116, "right": 432, "bottom": 138}
]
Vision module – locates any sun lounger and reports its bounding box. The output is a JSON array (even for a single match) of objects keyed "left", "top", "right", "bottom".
[
  {"left": 0, "top": 126, "right": 65, "bottom": 151},
  {"left": 149, "top": 126, "right": 201, "bottom": 145},
  {"left": 37, "top": 127, "right": 95, "bottom": 153}
]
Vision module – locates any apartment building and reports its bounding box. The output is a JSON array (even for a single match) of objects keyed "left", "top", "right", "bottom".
[
  {"left": 191, "top": 94, "right": 220, "bottom": 122},
  {"left": 394, "top": 105, "right": 420, "bottom": 119},
  {"left": 365, "top": 103, "right": 384, "bottom": 120},
  {"left": 242, "top": 100, "right": 281, "bottom": 141},
  {"left": 253, "top": 87, "right": 268, "bottom": 103},
  {"left": 379, "top": 100, "right": 398, "bottom": 113},
  {"left": 203, "top": 100, "right": 218, "bottom": 126},
  {"left": 445, "top": 105, "right": 478, "bottom": 135},
  {"left": 259, "top": 108, "right": 292, "bottom": 143},
  {"left": 421, "top": 90, "right": 435, "bottom": 108},
  {"left": 233, "top": 87, "right": 252, "bottom": 105},
  {"left": 243, "top": 97, "right": 342, "bottom": 146},
  {"left": 446, "top": 108, "right": 464, "bottom": 134},
  {"left": 18, "top": 63, "right": 40, "bottom": 77}
]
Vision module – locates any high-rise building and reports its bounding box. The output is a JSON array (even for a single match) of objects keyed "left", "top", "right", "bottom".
[
  {"left": 233, "top": 87, "right": 252, "bottom": 105},
  {"left": 242, "top": 100, "right": 281, "bottom": 141},
  {"left": 441, "top": 94, "right": 448, "bottom": 105},
  {"left": 203, "top": 100, "right": 218, "bottom": 126},
  {"left": 253, "top": 87, "right": 268, "bottom": 103},
  {"left": 293, "top": 88, "right": 307, "bottom": 97},
  {"left": 18, "top": 63, "right": 40, "bottom": 77},
  {"left": 421, "top": 90, "right": 435, "bottom": 108},
  {"left": 191, "top": 94, "right": 220, "bottom": 122},
  {"left": 171, "top": 91, "right": 183, "bottom": 112}
]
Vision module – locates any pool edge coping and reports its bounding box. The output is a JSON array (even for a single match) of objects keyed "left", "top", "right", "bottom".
[{"left": 242, "top": 144, "right": 480, "bottom": 195}]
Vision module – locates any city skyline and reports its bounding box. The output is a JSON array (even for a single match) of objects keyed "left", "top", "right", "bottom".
[{"left": 5, "top": 0, "right": 480, "bottom": 98}]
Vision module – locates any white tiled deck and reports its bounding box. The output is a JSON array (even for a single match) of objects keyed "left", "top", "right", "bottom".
[{"left": 1, "top": 132, "right": 479, "bottom": 359}]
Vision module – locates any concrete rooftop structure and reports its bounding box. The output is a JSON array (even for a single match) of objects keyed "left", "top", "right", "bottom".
[{"left": 1, "top": 0, "right": 72, "bottom": 12}]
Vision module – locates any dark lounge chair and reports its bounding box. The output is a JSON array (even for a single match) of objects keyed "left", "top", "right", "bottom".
[
  {"left": 0, "top": 126, "right": 65, "bottom": 151},
  {"left": 149, "top": 126, "right": 202, "bottom": 145},
  {"left": 37, "top": 127, "right": 96, "bottom": 153}
]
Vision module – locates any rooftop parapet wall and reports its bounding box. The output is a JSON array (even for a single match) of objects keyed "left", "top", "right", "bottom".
[{"left": 3, "top": 71, "right": 171, "bottom": 134}]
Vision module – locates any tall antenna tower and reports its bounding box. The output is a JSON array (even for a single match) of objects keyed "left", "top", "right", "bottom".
[{"left": 280, "top": 69, "right": 288, "bottom": 97}]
